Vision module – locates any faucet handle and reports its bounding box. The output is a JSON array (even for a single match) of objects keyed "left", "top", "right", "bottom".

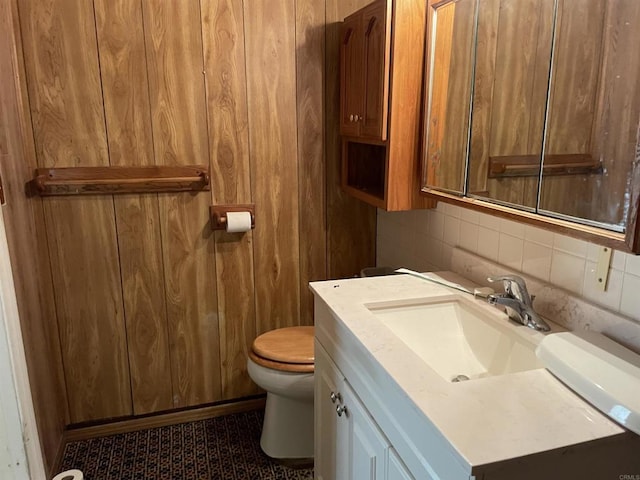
[{"left": 487, "top": 275, "right": 532, "bottom": 305}]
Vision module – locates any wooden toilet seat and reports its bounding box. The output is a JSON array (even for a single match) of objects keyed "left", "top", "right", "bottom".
[{"left": 250, "top": 326, "right": 314, "bottom": 373}]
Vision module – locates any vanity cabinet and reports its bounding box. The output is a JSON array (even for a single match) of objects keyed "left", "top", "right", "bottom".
[
  {"left": 339, "top": 0, "right": 433, "bottom": 211},
  {"left": 312, "top": 277, "right": 640, "bottom": 480},
  {"left": 315, "top": 340, "right": 414, "bottom": 480}
]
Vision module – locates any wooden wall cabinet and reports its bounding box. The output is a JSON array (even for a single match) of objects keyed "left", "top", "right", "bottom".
[
  {"left": 340, "top": 1, "right": 389, "bottom": 140},
  {"left": 340, "top": 0, "right": 434, "bottom": 211}
]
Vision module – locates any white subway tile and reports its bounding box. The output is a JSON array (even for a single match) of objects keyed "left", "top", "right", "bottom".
[
  {"left": 459, "top": 208, "right": 480, "bottom": 225},
  {"left": 477, "top": 226, "right": 499, "bottom": 262},
  {"left": 376, "top": 234, "right": 394, "bottom": 267},
  {"left": 429, "top": 211, "right": 445, "bottom": 240},
  {"left": 625, "top": 253, "right": 640, "bottom": 277},
  {"left": 477, "top": 212, "right": 501, "bottom": 231},
  {"left": 424, "top": 237, "right": 443, "bottom": 270},
  {"left": 393, "top": 210, "right": 416, "bottom": 230},
  {"left": 550, "top": 251, "right": 586, "bottom": 295},
  {"left": 415, "top": 210, "right": 431, "bottom": 237},
  {"left": 499, "top": 218, "right": 525, "bottom": 238},
  {"left": 522, "top": 241, "right": 552, "bottom": 282},
  {"left": 498, "top": 233, "right": 524, "bottom": 271},
  {"left": 441, "top": 243, "right": 454, "bottom": 270},
  {"left": 611, "top": 250, "right": 627, "bottom": 271},
  {"left": 443, "top": 216, "right": 460, "bottom": 246},
  {"left": 391, "top": 224, "right": 415, "bottom": 262},
  {"left": 553, "top": 234, "right": 588, "bottom": 257},
  {"left": 412, "top": 255, "right": 437, "bottom": 274},
  {"left": 586, "top": 244, "right": 626, "bottom": 272},
  {"left": 620, "top": 273, "right": 640, "bottom": 321},
  {"left": 582, "top": 262, "right": 624, "bottom": 312},
  {"left": 524, "top": 225, "right": 554, "bottom": 247},
  {"left": 377, "top": 208, "right": 394, "bottom": 223},
  {"left": 443, "top": 202, "right": 461, "bottom": 218},
  {"left": 586, "top": 243, "right": 601, "bottom": 262},
  {"left": 459, "top": 221, "right": 479, "bottom": 253}
]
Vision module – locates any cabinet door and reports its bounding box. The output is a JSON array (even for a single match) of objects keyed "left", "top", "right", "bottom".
[
  {"left": 387, "top": 447, "right": 415, "bottom": 480},
  {"left": 345, "top": 381, "right": 390, "bottom": 480},
  {"left": 315, "top": 341, "right": 349, "bottom": 480},
  {"left": 340, "top": 14, "right": 364, "bottom": 137},
  {"left": 361, "top": 0, "right": 389, "bottom": 140}
]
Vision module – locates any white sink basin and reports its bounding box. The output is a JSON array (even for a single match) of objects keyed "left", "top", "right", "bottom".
[{"left": 367, "top": 295, "right": 543, "bottom": 382}]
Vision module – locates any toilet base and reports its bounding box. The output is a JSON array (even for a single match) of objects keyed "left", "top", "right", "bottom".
[{"left": 260, "top": 391, "right": 314, "bottom": 459}]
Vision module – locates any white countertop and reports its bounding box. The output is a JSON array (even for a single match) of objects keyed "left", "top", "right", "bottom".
[{"left": 310, "top": 273, "right": 627, "bottom": 468}]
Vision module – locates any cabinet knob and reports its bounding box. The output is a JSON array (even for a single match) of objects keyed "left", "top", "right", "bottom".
[
  {"left": 355, "top": 114, "right": 361, "bottom": 122},
  {"left": 349, "top": 114, "right": 354, "bottom": 122},
  {"left": 336, "top": 404, "right": 348, "bottom": 417},
  {"left": 330, "top": 391, "right": 342, "bottom": 404}
]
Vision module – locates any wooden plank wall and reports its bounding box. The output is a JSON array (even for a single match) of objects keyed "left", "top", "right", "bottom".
[
  {"left": 0, "top": 0, "right": 68, "bottom": 472},
  {"left": 327, "top": 0, "right": 377, "bottom": 279},
  {"left": 13, "top": 0, "right": 341, "bottom": 427}
]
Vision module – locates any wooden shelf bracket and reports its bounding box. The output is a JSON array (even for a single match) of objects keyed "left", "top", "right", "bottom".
[{"left": 28, "top": 165, "right": 210, "bottom": 196}]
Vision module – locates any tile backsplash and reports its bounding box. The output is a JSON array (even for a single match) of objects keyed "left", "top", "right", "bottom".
[{"left": 376, "top": 202, "right": 640, "bottom": 323}]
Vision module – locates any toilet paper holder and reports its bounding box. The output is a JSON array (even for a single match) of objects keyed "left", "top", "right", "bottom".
[{"left": 210, "top": 204, "right": 255, "bottom": 231}]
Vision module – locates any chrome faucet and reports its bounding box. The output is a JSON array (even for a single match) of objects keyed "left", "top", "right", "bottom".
[{"left": 486, "top": 275, "right": 550, "bottom": 332}]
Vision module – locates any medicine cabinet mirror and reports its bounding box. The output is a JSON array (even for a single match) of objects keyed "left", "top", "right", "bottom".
[{"left": 422, "top": 0, "right": 640, "bottom": 253}]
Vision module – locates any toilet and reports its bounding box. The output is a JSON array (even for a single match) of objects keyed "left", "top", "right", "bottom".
[{"left": 247, "top": 326, "right": 315, "bottom": 460}]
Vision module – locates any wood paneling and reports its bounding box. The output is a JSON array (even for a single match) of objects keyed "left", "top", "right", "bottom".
[
  {"left": 62, "top": 397, "right": 265, "bottom": 445},
  {"left": 244, "top": 0, "right": 301, "bottom": 333},
  {"left": 0, "top": 0, "right": 67, "bottom": 472},
  {"left": 94, "top": 0, "right": 173, "bottom": 415},
  {"left": 19, "top": 0, "right": 131, "bottom": 423},
  {"left": 143, "top": 0, "right": 221, "bottom": 408},
  {"left": 296, "top": 0, "right": 327, "bottom": 324},
  {"left": 327, "top": 0, "right": 377, "bottom": 279},
  {"left": 7, "top": 0, "right": 367, "bottom": 441},
  {"left": 201, "top": 0, "right": 257, "bottom": 399}
]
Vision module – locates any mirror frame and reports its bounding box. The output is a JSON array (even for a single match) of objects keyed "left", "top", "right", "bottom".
[{"left": 420, "top": 0, "right": 640, "bottom": 254}]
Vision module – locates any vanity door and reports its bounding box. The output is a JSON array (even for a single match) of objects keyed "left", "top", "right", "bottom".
[
  {"left": 315, "top": 340, "right": 349, "bottom": 480},
  {"left": 347, "top": 379, "right": 390, "bottom": 480},
  {"left": 316, "top": 340, "right": 410, "bottom": 480}
]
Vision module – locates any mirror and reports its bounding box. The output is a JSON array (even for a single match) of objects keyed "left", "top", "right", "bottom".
[
  {"left": 539, "top": 0, "right": 640, "bottom": 232},
  {"left": 422, "top": 0, "right": 640, "bottom": 252},
  {"left": 467, "top": 0, "right": 554, "bottom": 210},
  {"left": 424, "top": 0, "right": 477, "bottom": 194}
]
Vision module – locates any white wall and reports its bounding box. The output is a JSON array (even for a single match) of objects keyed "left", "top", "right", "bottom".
[
  {"left": 0, "top": 209, "right": 46, "bottom": 480},
  {"left": 377, "top": 202, "right": 640, "bottom": 324},
  {"left": 0, "top": 304, "right": 30, "bottom": 480}
]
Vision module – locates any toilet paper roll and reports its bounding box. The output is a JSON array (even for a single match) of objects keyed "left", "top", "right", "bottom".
[
  {"left": 225, "top": 211, "right": 252, "bottom": 233},
  {"left": 52, "top": 469, "right": 84, "bottom": 480}
]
